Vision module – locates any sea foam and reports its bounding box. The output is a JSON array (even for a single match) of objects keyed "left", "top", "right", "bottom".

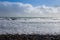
[{"left": 0, "top": 17, "right": 60, "bottom": 35}]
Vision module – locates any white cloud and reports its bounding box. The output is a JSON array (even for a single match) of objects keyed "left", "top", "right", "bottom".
[{"left": 0, "top": 2, "right": 60, "bottom": 17}]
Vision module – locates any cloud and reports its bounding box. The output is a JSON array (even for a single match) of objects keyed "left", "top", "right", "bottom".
[{"left": 0, "top": 2, "right": 60, "bottom": 17}]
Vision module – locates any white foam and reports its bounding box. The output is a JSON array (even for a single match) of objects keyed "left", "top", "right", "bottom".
[{"left": 0, "top": 17, "right": 60, "bottom": 35}]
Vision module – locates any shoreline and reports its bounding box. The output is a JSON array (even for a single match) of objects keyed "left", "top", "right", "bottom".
[{"left": 0, "top": 34, "right": 60, "bottom": 40}]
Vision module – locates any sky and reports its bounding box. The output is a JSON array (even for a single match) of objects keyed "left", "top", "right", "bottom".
[
  {"left": 0, "top": 0, "right": 60, "bottom": 6},
  {"left": 0, "top": 0, "right": 60, "bottom": 17}
]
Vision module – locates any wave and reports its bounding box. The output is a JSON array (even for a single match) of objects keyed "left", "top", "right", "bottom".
[
  {"left": 0, "top": 17, "right": 60, "bottom": 22},
  {"left": 0, "top": 17, "right": 60, "bottom": 35}
]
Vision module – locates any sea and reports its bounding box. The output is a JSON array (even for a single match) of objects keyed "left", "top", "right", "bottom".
[{"left": 0, "top": 17, "right": 60, "bottom": 35}]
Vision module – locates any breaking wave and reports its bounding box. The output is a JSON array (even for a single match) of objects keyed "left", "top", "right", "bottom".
[{"left": 0, "top": 17, "right": 60, "bottom": 35}]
